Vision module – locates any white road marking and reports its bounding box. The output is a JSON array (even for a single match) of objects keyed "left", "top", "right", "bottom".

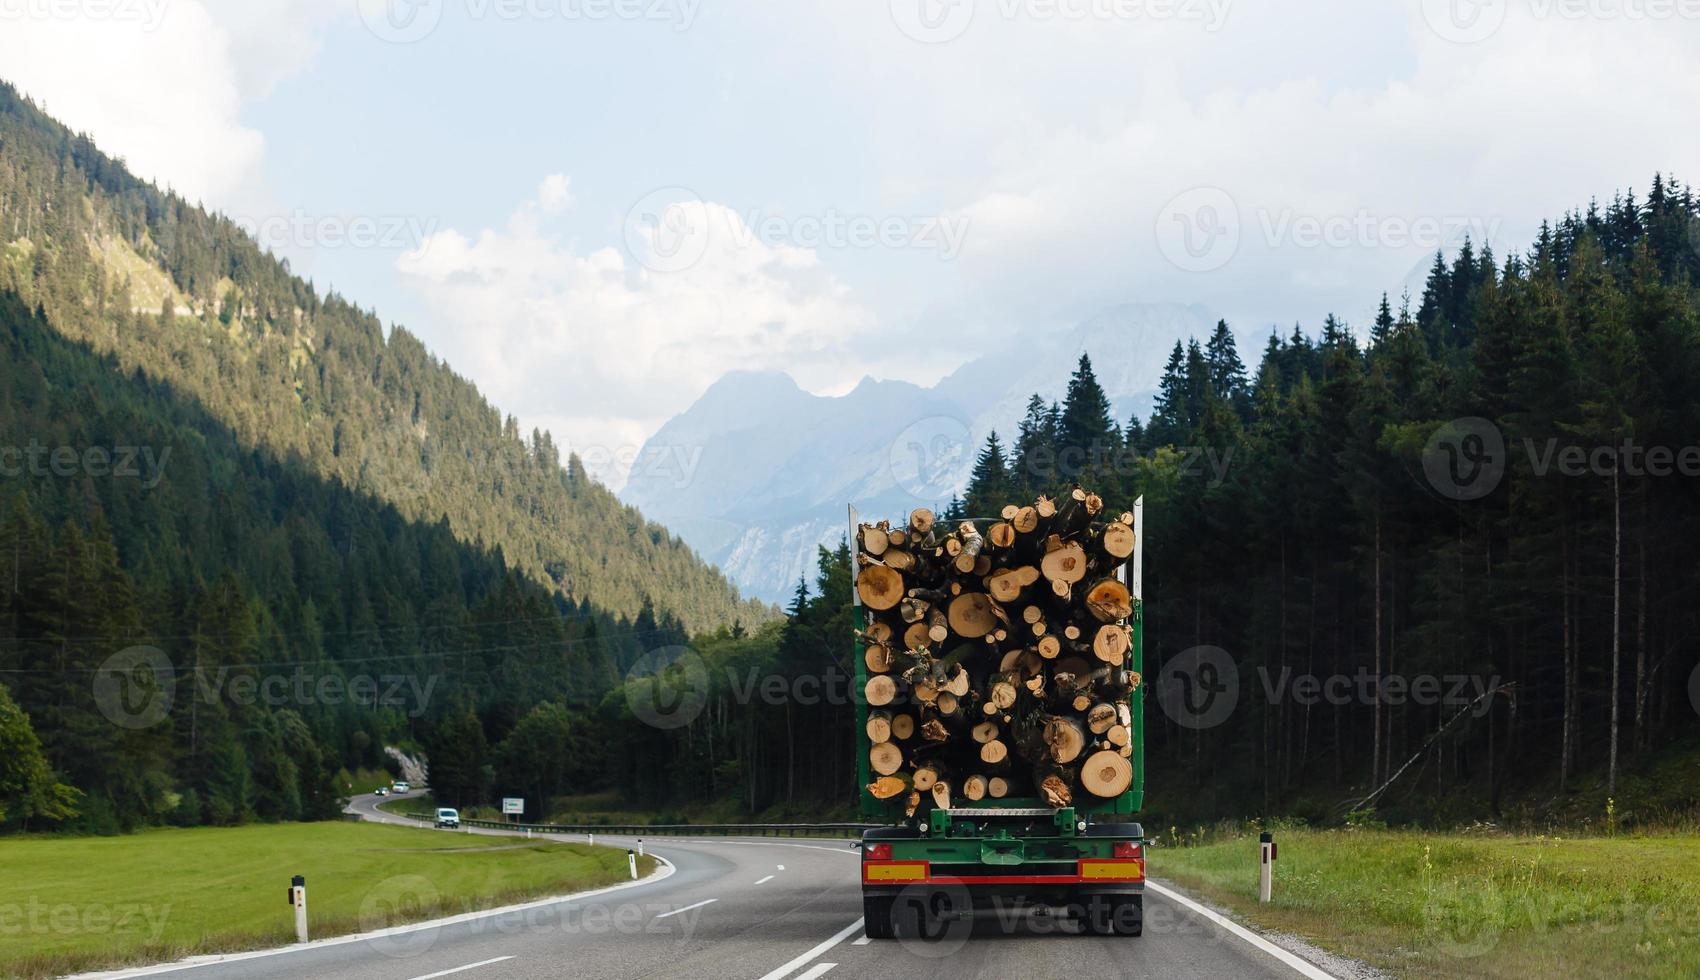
[
  {"left": 753, "top": 918, "right": 863, "bottom": 980},
  {"left": 793, "top": 964, "right": 837, "bottom": 980},
  {"left": 655, "top": 898, "right": 718, "bottom": 919},
  {"left": 777, "top": 864, "right": 785, "bottom": 870},
  {"left": 405, "top": 956, "right": 515, "bottom": 980},
  {"left": 1145, "top": 881, "right": 1342, "bottom": 980},
  {"left": 754, "top": 875, "right": 775, "bottom": 885},
  {"left": 69, "top": 857, "right": 676, "bottom": 980},
  {"left": 850, "top": 935, "right": 872, "bottom": 946}
]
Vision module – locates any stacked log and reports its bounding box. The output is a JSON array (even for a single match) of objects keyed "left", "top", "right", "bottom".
[{"left": 857, "top": 492, "right": 1141, "bottom": 814}]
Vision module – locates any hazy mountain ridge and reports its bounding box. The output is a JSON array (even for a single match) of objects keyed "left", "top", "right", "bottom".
[{"left": 625, "top": 303, "right": 1222, "bottom": 602}]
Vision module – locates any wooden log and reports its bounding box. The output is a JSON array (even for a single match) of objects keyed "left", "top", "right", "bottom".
[
  {"left": 1012, "top": 506, "right": 1040, "bottom": 534},
  {"left": 860, "top": 523, "right": 890, "bottom": 557},
  {"left": 870, "top": 741, "right": 903, "bottom": 776},
  {"left": 888, "top": 528, "right": 908, "bottom": 548},
  {"left": 971, "top": 720, "right": 1001, "bottom": 744},
  {"left": 902, "top": 621, "right": 932, "bottom": 652},
  {"left": 920, "top": 718, "right": 951, "bottom": 742},
  {"left": 1084, "top": 578, "right": 1132, "bottom": 623},
  {"left": 1098, "top": 520, "right": 1136, "bottom": 560},
  {"left": 1042, "top": 715, "right": 1089, "bottom": 764},
  {"left": 1106, "top": 724, "right": 1131, "bottom": 748},
  {"left": 980, "top": 738, "right": 1010, "bottom": 766},
  {"left": 864, "top": 643, "right": 896, "bottom": 674},
  {"left": 1037, "top": 634, "right": 1061, "bottom": 659},
  {"left": 987, "top": 776, "right": 1011, "bottom": 798},
  {"left": 891, "top": 713, "right": 916, "bottom": 741},
  {"left": 913, "top": 761, "right": 946, "bottom": 791},
  {"left": 867, "top": 710, "right": 894, "bottom": 743},
  {"left": 860, "top": 620, "right": 894, "bottom": 644},
  {"left": 931, "top": 780, "right": 952, "bottom": 810},
  {"left": 984, "top": 672, "right": 1019, "bottom": 711},
  {"left": 987, "top": 565, "right": 1041, "bottom": 603},
  {"left": 867, "top": 774, "right": 909, "bottom": 800},
  {"left": 1034, "top": 495, "right": 1057, "bottom": 519},
  {"left": 1086, "top": 702, "right": 1118, "bottom": 735},
  {"left": 857, "top": 564, "right": 904, "bottom": 610},
  {"left": 1035, "top": 767, "right": 1074, "bottom": 808},
  {"left": 926, "top": 605, "right": 950, "bottom": 645},
  {"left": 1092, "top": 623, "right": 1130, "bottom": 664},
  {"left": 1079, "top": 750, "right": 1133, "bottom": 798},
  {"left": 962, "top": 774, "right": 988, "bottom": 801},
  {"left": 910, "top": 508, "right": 935, "bottom": 535},
  {"left": 987, "top": 522, "right": 1016, "bottom": 549},
  {"left": 947, "top": 593, "right": 998, "bottom": 638},
  {"left": 865, "top": 674, "right": 897, "bottom": 707}
]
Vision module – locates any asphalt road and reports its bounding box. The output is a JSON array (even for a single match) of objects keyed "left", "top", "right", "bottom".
[{"left": 100, "top": 794, "right": 1334, "bottom": 980}]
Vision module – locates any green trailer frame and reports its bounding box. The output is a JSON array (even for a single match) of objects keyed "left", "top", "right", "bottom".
[{"left": 850, "top": 497, "right": 1147, "bottom": 939}]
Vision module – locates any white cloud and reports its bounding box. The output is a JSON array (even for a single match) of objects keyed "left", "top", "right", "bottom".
[
  {"left": 0, "top": 0, "right": 340, "bottom": 204},
  {"left": 395, "top": 181, "right": 876, "bottom": 489}
]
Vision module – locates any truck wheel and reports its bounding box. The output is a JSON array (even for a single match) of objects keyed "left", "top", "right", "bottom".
[
  {"left": 1085, "top": 895, "right": 1143, "bottom": 936},
  {"left": 862, "top": 896, "right": 895, "bottom": 940},
  {"left": 891, "top": 894, "right": 934, "bottom": 940}
]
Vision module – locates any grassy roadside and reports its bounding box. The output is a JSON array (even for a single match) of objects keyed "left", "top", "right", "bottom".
[
  {"left": 0, "top": 821, "right": 658, "bottom": 980},
  {"left": 1150, "top": 827, "right": 1700, "bottom": 979}
]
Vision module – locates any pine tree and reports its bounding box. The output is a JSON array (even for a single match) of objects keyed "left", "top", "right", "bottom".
[{"left": 965, "top": 432, "right": 1011, "bottom": 515}]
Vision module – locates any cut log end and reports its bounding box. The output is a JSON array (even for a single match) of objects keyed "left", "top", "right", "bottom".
[
  {"left": 1080, "top": 750, "right": 1133, "bottom": 798},
  {"left": 870, "top": 741, "right": 904, "bottom": 776},
  {"left": 857, "top": 564, "right": 904, "bottom": 610},
  {"left": 865, "top": 674, "right": 898, "bottom": 707}
]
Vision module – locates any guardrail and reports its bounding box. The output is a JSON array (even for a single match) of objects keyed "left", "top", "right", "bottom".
[{"left": 383, "top": 811, "right": 875, "bottom": 838}]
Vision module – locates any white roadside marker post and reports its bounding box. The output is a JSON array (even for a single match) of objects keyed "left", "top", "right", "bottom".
[
  {"left": 1258, "top": 832, "right": 1275, "bottom": 903},
  {"left": 289, "top": 875, "right": 308, "bottom": 942},
  {"left": 588, "top": 833, "right": 594, "bottom": 848},
  {"left": 628, "top": 849, "right": 638, "bottom": 880}
]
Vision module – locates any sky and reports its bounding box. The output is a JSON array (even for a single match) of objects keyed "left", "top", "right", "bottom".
[{"left": 4, "top": 0, "right": 1698, "bottom": 488}]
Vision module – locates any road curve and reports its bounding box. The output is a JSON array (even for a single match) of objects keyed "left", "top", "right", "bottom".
[{"left": 94, "top": 795, "right": 1333, "bottom": 980}]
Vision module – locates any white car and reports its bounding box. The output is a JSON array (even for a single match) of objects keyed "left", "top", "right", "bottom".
[
  {"left": 393, "top": 781, "right": 410, "bottom": 793},
  {"left": 435, "top": 807, "right": 460, "bottom": 829}
]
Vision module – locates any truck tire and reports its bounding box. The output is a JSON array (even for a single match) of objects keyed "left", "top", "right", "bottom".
[
  {"left": 1085, "top": 895, "right": 1143, "bottom": 936},
  {"left": 891, "top": 894, "right": 934, "bottom": 940},
  {"left": 862, "top": 896, "right": 895, "bottom": 940}
]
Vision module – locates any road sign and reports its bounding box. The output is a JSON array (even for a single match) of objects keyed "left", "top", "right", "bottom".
[{"left": 502, "top": 798, "right": 524, "bottom": 815}]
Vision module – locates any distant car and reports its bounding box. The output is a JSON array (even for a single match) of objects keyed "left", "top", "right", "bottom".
[
  {"left": 393, "top": 781, "right": 410, "bottom": 793},
  {"left": 435, "top": 807, "right": 460, "bottom": 829},
  {"left": 374, "top": 787, "right": 388, "bottom": 796}
]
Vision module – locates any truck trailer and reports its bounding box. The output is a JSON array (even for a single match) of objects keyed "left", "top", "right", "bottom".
[{"left": 851, "top": 496, "right": 1146, "bottom": 940}]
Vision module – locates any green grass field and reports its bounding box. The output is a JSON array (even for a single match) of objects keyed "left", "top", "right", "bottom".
[
  {"left": 0, "top": 822, "right": 658, "bottom": 980},
  {"left": 1151, "top": 826, "right": 1700, "bottom": 979}
]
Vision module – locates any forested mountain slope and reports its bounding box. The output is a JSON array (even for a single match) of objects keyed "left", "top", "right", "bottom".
[{"left": 0, "top": 81, "right": 769, "bottom": 634}]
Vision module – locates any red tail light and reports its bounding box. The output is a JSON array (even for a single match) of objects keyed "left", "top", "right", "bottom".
[
  {"left": 865, "top": 842, "right": 892, "bottom": 860},
  {"left": 1113, "top": 841, "right": 1142, "bottom": 859}
]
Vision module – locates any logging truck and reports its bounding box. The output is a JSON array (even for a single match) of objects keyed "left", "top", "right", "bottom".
[{"left": 852, "top": 493, "right": 1146, "bottom": 940}]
